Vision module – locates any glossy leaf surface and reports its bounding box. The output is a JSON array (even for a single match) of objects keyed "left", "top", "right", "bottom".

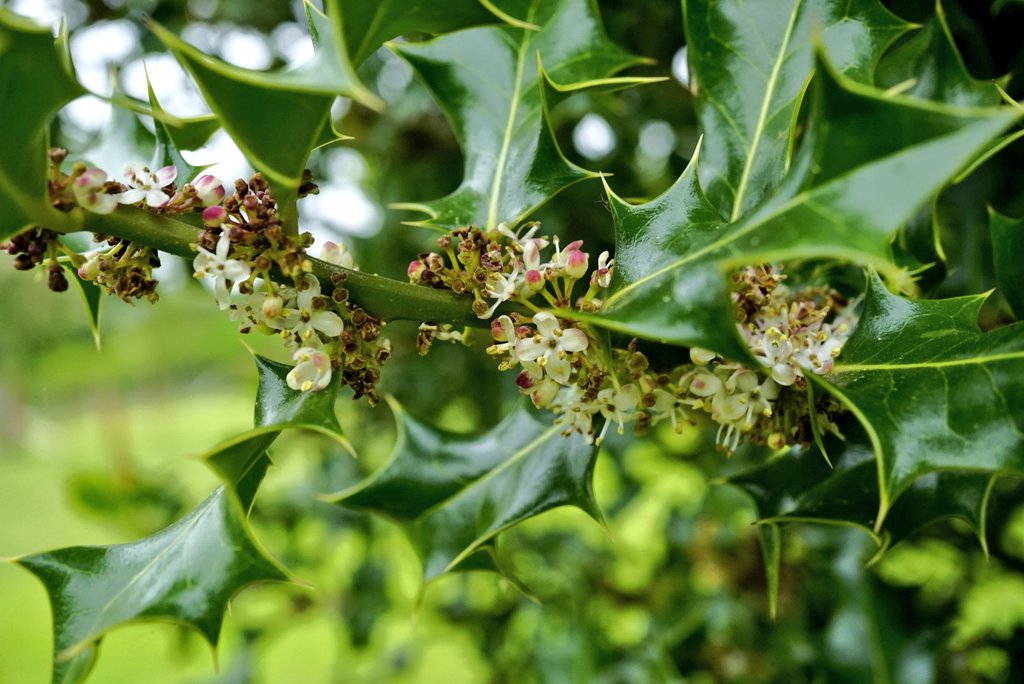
[
  {"left": 825, "top": 274, "right": 1024, "bottom": 518},
  {"left": 728, "top": 424, "right": 996, "bottom": 547},
  {"left": 341, "top": 0, "right": 531, "bottom": 65},
  {"left": 391, "top": 0, "right": 655, "bottom": 230},
  {"left": 587, "top": 61, "right": 1017, "bottom": 358},
  {"left": 683, "top": 0, "right": 910, "bottom": 219},
  {"left": 0, "top": 10, "right": 85, "bottom": 240},
  {"left": 332, "top": 403, "right": 600, "bottom": 581},
  {"left": 875, "top": 2, "right": 1002, "bottom": 107},
  {"left": 990, "top": 208, "right": 1024, "bottom": 319},
  {"left": 17, "top": 470, "right": 287, "bottom": 684},
  {"left": 203, "top": 355, "right": 350, "bottom": 489}
]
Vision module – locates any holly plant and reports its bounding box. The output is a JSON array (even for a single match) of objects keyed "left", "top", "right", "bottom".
[{"left": 2, "top": 0, "right": 1023, "bottom": 681}]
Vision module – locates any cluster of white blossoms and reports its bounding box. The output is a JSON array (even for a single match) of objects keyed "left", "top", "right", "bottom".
[
  {"left": 408, "top": 226, "right": 857, "bottom": 452},
  {"left": 39, "top": 151, "right": 387, "bottom": 400},
  {"left": 190, "top": 173, "right": 390, "bottom": 402},
  {"left": 71, "top": 161, "right": 225, "bottom": 215}
]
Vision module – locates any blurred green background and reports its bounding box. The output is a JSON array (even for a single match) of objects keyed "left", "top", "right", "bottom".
[{"left": 3, "top": 0, "right": 1024, "bottom": 682}]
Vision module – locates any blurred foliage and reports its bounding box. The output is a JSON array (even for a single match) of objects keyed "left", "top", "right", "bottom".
[{"left": 3, "top": 0, "right": 1024, "bottom": 682}]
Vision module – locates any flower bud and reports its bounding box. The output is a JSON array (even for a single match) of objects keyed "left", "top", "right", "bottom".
[
  {"left": 72, "top": 168, "right": 117, "bottom": 214},
  {"left": 77, "top": 253, "right": 101, "bottom": 281},
  {"left": 193, "top": 174, "right": 226, "bottom": 206},
  {"left": 320, "top": 240, "right": 356, "bottom": 269},
  {"left": 202, "top": 205, "right": 228, "bottom": 228},
  {"left": 564, "top": 249, "right": 588, "bottom": 279},
  {"left": 262, "top": 294, "right": 284, "bottom": 319},
  {"left": 407, "top": 259, "right": 426, "bottom": 283}
]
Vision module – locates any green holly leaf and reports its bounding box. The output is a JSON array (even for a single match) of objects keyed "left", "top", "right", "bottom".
[
  {"left": 16, "top": 459, "right": 287, "bottom": 684},
  {"left": 683, "top": 0, "right": 911, "bottom": 220},
  {"left": 727, "top": 423, "right": 996, "bottom": 550},
  {"left": 584, "top": 58, "right": 1017, "bottom": 359},
  {"left": 875, "top": 2, "right": 1003, "bottom": 107},
  {"left": 390, "top": 0, "right": 659, "bottom": 231},
  {"left": 330, "top": 402, "right": 601, "bottom": 581},
  {"left": 0, "top": 9, "right": 86, "bottom": 241},
  {"left": 990, "top": 208, "right": 1024, "bottom": 319},
  {"left": 342, "top": 0, "right": 536, "bottom": 66},
  {"left": 823, "top": 273, "right": 1024, "bottom": 524},
  {"left": 150, "top": 0, "right": 381, "bottom": 225},
  {"left": 203, "top": 355, "right": 352, "bottom": 491}
]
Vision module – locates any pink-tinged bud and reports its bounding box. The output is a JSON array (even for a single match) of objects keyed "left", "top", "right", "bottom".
[
  {"left": 565, "top": 249, "right": 589, "bottom": 279},
  {"left": 320, "top": 240, "right": 356, "bottom": 269},
  {"left": 564, "top": 240, "right": 583, "bottom": 252},
  {"left": 524, "top": 269, "right": 545, "bottom": 292},
  {"left": 407, "top": 259, "right": 426, "bottom": 283},
  {"left": 77, "top": 253, "right": 101, "bottom": 281},
  {"left": 72, "top": 168, "right": 117, "bottom": 214},
  {"left": 203, "top": 205, "right": 227, "bottom": 227},
  {"left": 193, "top": 174, "right": 225, "bottom": 206}
]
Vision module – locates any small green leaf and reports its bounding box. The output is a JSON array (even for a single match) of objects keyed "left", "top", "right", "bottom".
[
  {"left": 585, "top": 58, "right": 1017, "bottom": 357},
  {"left": 391, "top": 0, "right": 657, "bottom": 231},
  {"left": 150, "top": 0, "right": 380, "bottom": 224},
  {"left": 17, "top": 471, "right": 287, "bottom": 684},
  {"left": 683, "top": 0, "right": 910, "bottom": 220},
  {"left": 203, "top": 355, "right": 351, "bottom": 489},
  {"left": 331, "top": 402, "right": 601, "bottom": 581},
  {"left": 875, "top": 2, "right": 1003, "bottom": 107},
  {"left": 824, "top": 273, "right": 1024, "bottom": 523},
  {"left": 341, "top": 0, "right": 533, "bottom": 66},
  {"left": 66, "top": 264, "right": 102, "bottom": 351},
  {"left": 0, "top": 9, "right": 86, "bottom": 240},
  {"left": 989, "top": 208, "right": 1024, "bottom": 319}
]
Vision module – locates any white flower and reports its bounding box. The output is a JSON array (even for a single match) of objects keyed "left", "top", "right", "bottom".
[
  {"left": 72, "top": 168, "right": 118, "bottom": 214},
  {"left": 481, "top": 261, "right": 521, "bottom": 319},
  {"left": 651, "top": 388, "right": 694, "bottom": 432},
  {"left": 713, "top": 370, "right": 780, "bottom": 430},
  {"left": 595, "top": 384, "right": 640, "bottom": 444},
  {"left": 269, "top": 275, "right": 344, "bottom": 341},
  {"left": 193, "top": 233, "right": 251, "bottom": 309},
  {"left": 759, "top": 328, "right": 798, "bottom": 386},
  {"left": 287, "top": 347, "right": 332, "bottom": 392},
  {"left": 119, "top": 163, "right": 177, "bottom": 207},
  {"left": 514, "top": 312, "right": 589, "bottom": 384},
  {"left": 552, "top": 385, "right": 600, "bottom": 440},
  {"left": 320, "top": 241, "right": 357, "bottom": 270}
]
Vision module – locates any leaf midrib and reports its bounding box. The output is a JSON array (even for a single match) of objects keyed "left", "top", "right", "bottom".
[
  {"left": 729, "top": 0, "right": 803, "bottom": 222},
  {"left": 486, "top": 2, "right": 536, "bottom": 230},
  {"left": 831, "top": 351, "right": 1024, "bottom": 374}
]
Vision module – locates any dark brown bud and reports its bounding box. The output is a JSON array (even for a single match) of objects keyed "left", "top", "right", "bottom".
[{"left": 47, "top": 264, "right": 68, "bottom": 292}]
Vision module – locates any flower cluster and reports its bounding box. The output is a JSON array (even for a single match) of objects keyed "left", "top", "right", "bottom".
[
  {"left": 408, "top": 227, "right": 857, "bottom": 453},
  {"left": 407, "top": 222, "right": 615, "bottom": 319},
  {"left": 191, "top": 175, "right": 390, "bottom": 402},
  {"left": 6, "top": 150, "right": 232, "bottom": 302},
  {"left": 68, "top": 160, "right": 224, "bottom": 215},
  {"left": 77, "top": 235, "right": 161, "bottom": 303}
]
